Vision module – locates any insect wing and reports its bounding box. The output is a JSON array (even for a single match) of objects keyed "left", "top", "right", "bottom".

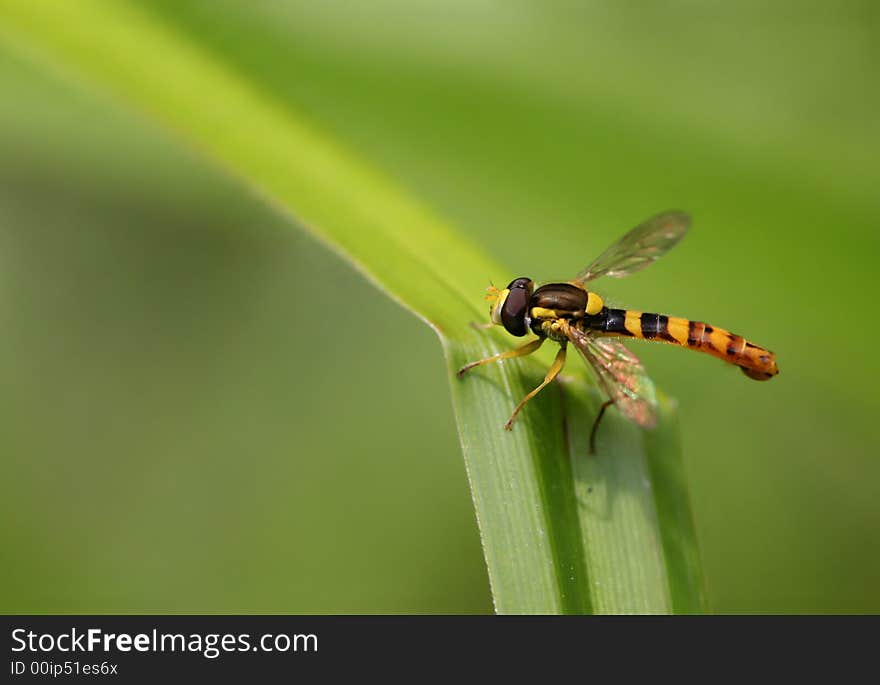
[
  {"left": 574, "top": 210, "right": 690, "bottom": 284},
  {"left": 567, "top": 327, "right": 658, "bottom": 429}
]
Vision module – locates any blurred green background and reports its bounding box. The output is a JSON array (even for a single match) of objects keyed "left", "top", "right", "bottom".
[{"left": 1, "top": 1, "right": 878, "bottom": 613}]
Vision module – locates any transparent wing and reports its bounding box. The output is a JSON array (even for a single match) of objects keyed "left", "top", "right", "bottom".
[
  {"left": 574, "top": 210, "right": 690, "bottom": 284},
  {"left": 567, "top": 326, "right": 658, "bottom": 429}
]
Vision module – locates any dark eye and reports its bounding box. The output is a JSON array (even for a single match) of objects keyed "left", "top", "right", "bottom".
[
  {"left": 501, "top": 286, "right": 530, "bottom": 336},
  {"left": 507, "top": 277, "right": 532, "bottom": 290}
]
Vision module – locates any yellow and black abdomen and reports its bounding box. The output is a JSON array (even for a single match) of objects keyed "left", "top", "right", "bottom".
[{"left": 595, "top": 308, "right": 779, "bottom": 380}]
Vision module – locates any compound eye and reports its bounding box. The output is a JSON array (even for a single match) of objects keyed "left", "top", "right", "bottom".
[
  {"left": 507, "top": 277, "right": 533, "bottom": 291},
  {"left": 501, "top": 286, "right": 529, "bottom": 336}
]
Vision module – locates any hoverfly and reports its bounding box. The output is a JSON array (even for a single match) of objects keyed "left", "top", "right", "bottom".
[{"left": 457, "top": 211, "right": 778, "bottom": 452}]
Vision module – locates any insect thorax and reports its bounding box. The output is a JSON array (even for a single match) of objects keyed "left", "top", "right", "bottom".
[
  {"left": 527, "top": 283, "right": 604, "bottom": 339},
  {"left": 531, "top": 319, "right": 569, "bottom": 342}
]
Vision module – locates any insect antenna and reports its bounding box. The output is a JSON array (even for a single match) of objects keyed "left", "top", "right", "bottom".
[{"left": 485, "top": 281, "right": 500, "bottom": 303}]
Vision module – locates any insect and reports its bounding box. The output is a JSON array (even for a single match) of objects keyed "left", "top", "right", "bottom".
[{"left": 457, "top": 210, "right": 778, "bottom": 453}]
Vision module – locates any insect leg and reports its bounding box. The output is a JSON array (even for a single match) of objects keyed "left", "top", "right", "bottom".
[
  {"left": 589, "top": 399, "right": 615, "bottom": 455},
  {"left": 457, "top": 337, "right": 544, "bottom": 378},
  {"left": 504, "top": 343, "right": 567, "bottom": 430},
  {"left": 469, "top": 321, "right": 496, "bottom": 331}
]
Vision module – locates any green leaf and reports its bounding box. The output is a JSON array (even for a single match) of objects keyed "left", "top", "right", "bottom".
[{"left": 0, "top": 0, "right": 706, "bottom": 613}]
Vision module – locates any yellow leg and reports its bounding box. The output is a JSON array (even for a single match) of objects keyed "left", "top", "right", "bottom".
[
  {"left": 457, "top": 337, "right": 544, "bottom": 378},
  {"left": 504, "top": 344, "right": 567, "bottom": 430},
  {"left": 469, "top": 321, "right": 496, "bottom": 331}
]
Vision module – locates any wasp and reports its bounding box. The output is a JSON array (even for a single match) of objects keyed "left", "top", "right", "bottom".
[{"left": 457, "top": 211, "right": 778, "bottom": 452}]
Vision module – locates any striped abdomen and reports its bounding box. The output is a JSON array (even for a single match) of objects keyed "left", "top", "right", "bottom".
[{"left": 594, "top": 308, "right": 778, "bottom": 381}]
